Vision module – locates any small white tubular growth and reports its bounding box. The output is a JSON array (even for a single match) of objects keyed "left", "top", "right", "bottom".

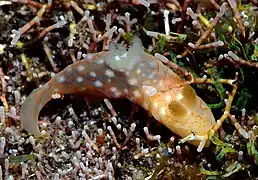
[
  {"left": 5, "top": 159, "right": 9, "bottom": 176},
  {"left": 0, "top": 1, "right": 11, "bottom": 6},
  {"left": 139, "top": 0, "right": 151, "bottom": 7},
  {"left": 188, "top": 42, "right": 196, "bottom": 49},
  {"left": 105, "top": 14, "right": 112, "bottom": 31},
  {"left": 0, "top": 137, "right": 5, "bottom": 155},
  {"left": 105, "top": 26, "right": 117, "bottom": 39},
  {"left": 77, "top": 51, "right": 82, "bottom": 60},
  {"left": 228, "top": 51, "right": 240, "bottom": 61},
  {"left": 125, "top": 12, "right": 131, "bottom": 25},
  {"left": 238, "top": 151, "right": 243, "bottom": 161},
  {"left": 228, "top": 0, "right": 236, "bottom": 8},
  {"left": 54, "top": 173, "right": 60, "bottom": 180},
  {"left": 215, "top": 40, "right": 224, "bottom": 46},
  {"left": 104, "top": 98, "right": 117, "bottom": 117},
  {"left": 244, "top": 21, "right": 249, "bottom": 27},
  {"left": 111, "top": 117, "right": 117, "bottom": 125},
  {"left": 186, "top": 8, "right": 196, "bottom": 19},
  {"left": 218, "top": 2, "right": 227, "bottom": 17},
  {"left": 118, "top": 28, "right": 125, "bottom": 35},
  {"left": 235, "top": 123, "right": 249, "bottom": 139},
  {"left": 87, "top": 19, "right": 95, "bottom": 33},
  {"left": 241, "top": 108, "right": 246, "bottom": 117},
  {"left": 0, "top": 166, "right": 2, "bottom": 180},
  {"left": 106, "top": 37, "right": 144, "bottom": 71},
  {"left": 52, "top": 20, "right": 67, "bottom": 29},
  {"left": 197, "top": 139, "right": 207, "bottom": 152},
  {"left": 176, "top": 145, "right": 181, "bottom": 155},
  {"left": 201, "top": 75, "right": 207, "bottom": 81},
  {"left": 0, "top": 106, "right": 4, "bottom": 123},
  {"left": 14, "top": 90, "right": 21, "bottom": 106},
  {"left": 84, "top": 10, "right": 90, "bottom": 18},
  {"left": 163, "top": 9, "right": 170, "bottom": 35},
  {"left": 154, "top": 53, "right": 169, "bottom": 63},
  {"left": 255, "top": 38, "right": 258, "bottom": 45},
  {"left": 11, "top": 30, "right": 21, "bottom": 45},
  {"left": 179, "top": 133, "right": 207, "bottom": 152},
  {"left": 130, "top": 123, "right": 136, "bottom": 132},
  {"left": 146, "top": 31, "right": 159, "bottom": 38}
]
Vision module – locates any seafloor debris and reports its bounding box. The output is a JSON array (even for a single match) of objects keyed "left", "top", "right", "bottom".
[{"left": 1, "top": 0, "right": 258, "bottom": 179}]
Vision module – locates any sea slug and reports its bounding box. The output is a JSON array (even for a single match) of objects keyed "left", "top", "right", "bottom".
[{"left": 20, "top": 38, "right": 216, "bottom": 151}]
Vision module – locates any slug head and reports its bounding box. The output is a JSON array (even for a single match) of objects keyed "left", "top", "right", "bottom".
[{"left": 157, "top": 84, "right": 216, "bottom": 147}]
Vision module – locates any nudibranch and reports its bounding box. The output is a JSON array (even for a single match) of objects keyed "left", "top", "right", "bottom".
[{"left": 20, "top": 38, "right": 216, "bottom": 151}]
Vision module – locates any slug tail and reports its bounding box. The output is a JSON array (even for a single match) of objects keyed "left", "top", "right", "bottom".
[{"left": 20, "top": 83, "right": 54, "bottom": 136}]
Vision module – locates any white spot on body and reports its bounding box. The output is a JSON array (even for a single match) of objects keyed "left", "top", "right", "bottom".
[
  {"left": 115, "top": 56, "right": 121, "bottom": 61},
  {"left": 56, "top": 75, "right": 66, "bottom": 83},
  {"left": 66, "top": 66, "right": 72, "bottom": 72},
  {"left": 140, "top": 63, "right": 145, "bottom": 68},
  {"left": 77, "top": 65, "right": 85, "bottom": 72},
  {"left": 87, "top": 54, "right": 94, "bottom": 60},
  {"left": 132, "top": 90, "right": 141, "bottom": 98},
  {"left": 158, "top": 81, "right": 164, "bottom": 88},
  {"left": 142, "top": 85, "right": 157, "bottom": 97},
  {"left": 110, "top": 87, "right": 118, "bottom": 92},
  {"left": 176, "top": 93, "right": 183, "bottom": 101},
  {"left": 94, "top": 80, "right": 103, "bottom": 87},
  {"left": 148, "top": 72, "right": 156, "bottom": 79},
  {"left": 128, "top": 78, "right": 138, "bottom": 86},
  {"left": 149, "top": 61, "right": 157, "bottom": 68},
  {"left": 105, "top": 69, "right": 115, "bottom": 78},
  {"left": 90, "top": 72, "right": 97, "bottom": 77},
  {"left": 97, "top": 59, "right": 104, "bottom": 64},
  {"left": 114, "top": 91, "right": 122, "bottom": 97},
  {"left": 76, "top": 76, "right": 84, "bottom": 83},
  {"left": 125, "top": 71, "right": 130, "bottom": 76},
  {"left": 165, "top": 95, "right": 172, "bottom": 102},
  {"left": 153, "top": 102, "right": 158, "bottom": 108},
  {"left": 121, "top": 53, "right": 127, "bottom": 58},
  {"left": 160, "top": 107, "right": 166, "bottom": 116},
  {"left": 52, "top": 93, "right": 61, "bottom": 99}
]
